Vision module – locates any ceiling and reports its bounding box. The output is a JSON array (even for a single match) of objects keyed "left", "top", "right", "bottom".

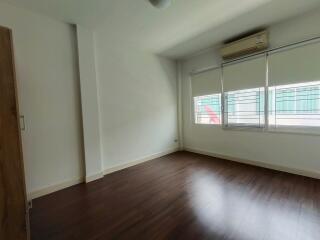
[{"left": 2, "top": 0, "right": 320, "bottom": 59}]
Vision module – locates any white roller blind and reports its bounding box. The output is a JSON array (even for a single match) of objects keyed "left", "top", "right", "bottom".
[
  {"left": 269, "top": 41, "right": 320, "bottom": 86},
  {"left": 191, "top": 68, "right": 221, "bottom": 97},
  {"left": 223, "top": 56, "right": 266, "bottom": 92}
]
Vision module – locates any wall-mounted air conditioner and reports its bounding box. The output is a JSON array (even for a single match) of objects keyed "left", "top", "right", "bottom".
[{"left": 221, "top": 30, "right": 269, "bottom": 60}]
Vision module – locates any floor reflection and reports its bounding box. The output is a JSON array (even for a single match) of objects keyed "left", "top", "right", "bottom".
[{"left": 188, "top": 170, "right": 320, "bottom": 240}]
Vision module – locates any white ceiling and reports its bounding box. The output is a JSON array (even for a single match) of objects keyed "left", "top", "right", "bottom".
[{"left": 2, "top": 0, "right": 320, "bottom": 59}]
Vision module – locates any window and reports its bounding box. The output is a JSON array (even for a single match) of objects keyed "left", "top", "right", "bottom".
[
  {"left": 223, "top": 55, "right": 266, "bottom": 127},
  {"left": 268, "top": 41, "right": 320, "bottom": 130},
  {"left": 269, "top": 82, "right": 320, "bottom": 127},
  {"left": 194, "top": 94, "right": 221, "bottom": 124},
  {"left": 191, "top": 67, "right": 222, "bottom": 125},
  {"left": 190, "top": 39, "right": 320, "bottom": 133},
  {"left": 225, "top": 87, "right": 264, "bottom": 126}
]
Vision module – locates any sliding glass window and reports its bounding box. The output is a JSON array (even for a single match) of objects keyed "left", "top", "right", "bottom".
[
  {"left": 223, "top": 55, "right": 266, "bottom": 128},
  {"left": 191, "top": 68, "right": 222, "bottom": 125}
]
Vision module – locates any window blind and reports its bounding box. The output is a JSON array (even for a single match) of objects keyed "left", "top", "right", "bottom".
[
  {"left": 191, "top": 68, "right": 221, "bottom": 97},
  {"left": 223, "top": 56, "right": 266, "bottom": 92},
  {"left": 269, "top": 42, "right": 320, "bottom": 86}
]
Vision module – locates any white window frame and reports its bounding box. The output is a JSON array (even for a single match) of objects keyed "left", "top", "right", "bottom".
[{"left": 266, "top": 39, "right": 320, "bottom": 135}]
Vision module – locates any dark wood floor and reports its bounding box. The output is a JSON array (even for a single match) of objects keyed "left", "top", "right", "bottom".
[{"left": 30, "top": 151, "right": 320, "bottom": 240}]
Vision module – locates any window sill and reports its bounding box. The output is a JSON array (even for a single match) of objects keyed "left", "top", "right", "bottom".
[
  {"left": 193, "top": 123, "right": 222, "bottom": 127},
  {"left": 222, "top": 125, "right": 320, "bottom": 136},
  {"left": 222, "top": 125, "right": 265, "bottom": 133},
  {"left": 267, "top": 126, "right": 320, "bottom": 136},
  {"left": 193, "top": 122, "right": 320, "bottom": 136}
]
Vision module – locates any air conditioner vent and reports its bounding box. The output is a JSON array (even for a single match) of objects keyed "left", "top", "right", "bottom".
[{"left": 221, "top": 30, "right": 269, "bottom": 60}]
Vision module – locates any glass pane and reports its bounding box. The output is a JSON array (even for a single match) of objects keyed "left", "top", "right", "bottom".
[
  {"left": 194, "top": 94, "right": 222, "bottom": 125},
  {"left": 269, "top": 81, "right": 320, "bottom": 127},
  {"left": 225, "top": 87, "right": 265, "bottom": 127}
]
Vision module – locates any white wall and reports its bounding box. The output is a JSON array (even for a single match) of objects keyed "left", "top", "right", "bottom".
[
  {"left": 0, "top": 2, "right": 84, "bottom": 196},
  {"left": 94, "top": 28, "right": 179, "bottom": 170},
  {"left": 76, "top": 25, "right": 103, "bottom": 182},
  {"left": 0, "top": 1, "right": 179, "bottom": 198},
  {"left": 181, "top": 8, "right": 320, "bottom": 177},
  {"left": 5, "top": 0, "right": 318, "bottom": 200}
]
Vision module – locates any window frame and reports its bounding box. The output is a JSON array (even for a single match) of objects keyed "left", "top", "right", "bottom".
[{"left": 267, "top": 41, "right": 320, "bottom": 134}]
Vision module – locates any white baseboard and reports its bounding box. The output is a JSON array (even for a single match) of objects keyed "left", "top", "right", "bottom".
[
  {"left": 86, "top": 172, "right": 104, "bottom": 183},
  {"left": 184, "top": 147, "right": 320, "bottom": 180},
  {"left": 27, "top": 177, "right": 84, "bottom": 200},
  {"left": 103, "top": 147, "right": 179, "bottom": 175},
  {"left": 27, "top": 147, "right": 179, "bottom": 200}
]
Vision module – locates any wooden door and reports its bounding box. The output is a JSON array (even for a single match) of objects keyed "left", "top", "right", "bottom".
[{"left": 0, "top": 26, "right": 28, "bottom": 240}]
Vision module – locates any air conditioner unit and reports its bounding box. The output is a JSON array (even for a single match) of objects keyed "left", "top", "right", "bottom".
[{"left": 221, "top": 30, "right": 269, "bottom": 60}]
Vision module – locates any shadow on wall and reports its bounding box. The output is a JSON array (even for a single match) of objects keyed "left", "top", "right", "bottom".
[
  {"left": 155, "top": 54, "right": 177, "bottom": 98},
  {"left": 72, "top": 24, "right": 87, "bottom": 180}
]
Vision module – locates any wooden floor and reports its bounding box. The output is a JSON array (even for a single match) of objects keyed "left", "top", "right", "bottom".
[{"left": 30, "top": 151, "right": 320, "bottom": 240}]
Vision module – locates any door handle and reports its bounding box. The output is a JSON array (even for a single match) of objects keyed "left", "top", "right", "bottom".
[{"left": 20, "top": 115, "right": 26, "bottom": 131}]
